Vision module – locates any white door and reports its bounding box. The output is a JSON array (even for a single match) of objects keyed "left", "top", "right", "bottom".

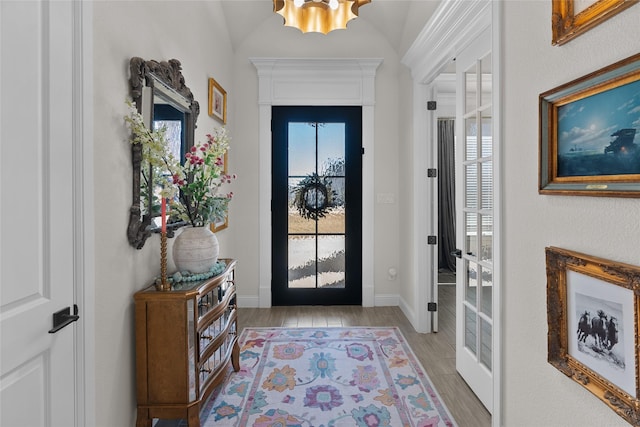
[
  {"left": 1, "top": 1, "right": 78, "bottom": 426},
  {"left": 455, "top": 26, "right": 494, "bottom": 412}
]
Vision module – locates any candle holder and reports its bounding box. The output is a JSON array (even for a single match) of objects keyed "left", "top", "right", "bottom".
[{"left": 155, "top": 231, "right": 171, "bottom": 291}]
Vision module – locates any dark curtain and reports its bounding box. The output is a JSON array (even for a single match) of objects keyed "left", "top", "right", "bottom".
[{"left": 437, "top": 119, "right": 456, "bottom": 272}]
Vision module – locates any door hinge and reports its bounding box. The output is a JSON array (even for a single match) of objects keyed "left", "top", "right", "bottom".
[
  {"left": 427, "top": 101, "right": 437, "bottom": 111},
  {"left": 427, "top": 302, "right": 437, "bottom": 312},
  {"left": 361, "top": 147, "right": 365, "bottom": 155},
  {"left": 427, "top": 235, "right": 437, "bottom": 245},
  {"left": 427, "top": 168, "right": 437, "bottom": 178}
]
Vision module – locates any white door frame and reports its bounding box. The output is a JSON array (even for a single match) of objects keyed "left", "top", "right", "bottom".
[
  {"left": 77, "top": 1, "right": 96, "bottom": 425},
  {"left": 250, "top": 58, "right": 382, "bottom": 308},
  {"left": 402, "top": 1, "right": 502, "bottom": 425}
]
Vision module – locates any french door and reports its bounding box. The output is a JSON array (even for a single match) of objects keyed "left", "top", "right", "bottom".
[
  {"left": 455, "top": 27, "right": 494, "bottom": 412},
  {"left": 271, "top": 106, "right": 362, "bottom": 306}
]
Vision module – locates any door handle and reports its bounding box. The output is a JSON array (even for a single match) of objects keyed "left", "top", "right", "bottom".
[
  {"left": 450, "top": 249, "right": 462, "bottom": 258},
  {"left": 48, "top": 305, "right": 79, "bottom": 334}
]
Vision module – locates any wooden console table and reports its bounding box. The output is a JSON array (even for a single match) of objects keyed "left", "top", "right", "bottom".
[{"left": 134, "top": 258, "right": 239, "bottom": 427}]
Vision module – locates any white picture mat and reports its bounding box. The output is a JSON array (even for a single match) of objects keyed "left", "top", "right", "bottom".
[{"left": 566, "top": 269, "right": 636, "bottom": 397}]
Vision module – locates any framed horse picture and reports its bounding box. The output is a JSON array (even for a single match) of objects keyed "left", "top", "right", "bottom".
[{"left": 546, "top": 247, "right": 640, "bottom": 425}]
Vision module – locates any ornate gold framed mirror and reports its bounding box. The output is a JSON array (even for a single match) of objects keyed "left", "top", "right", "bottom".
[{"left": 128, "top": 58, "right": 200, "bottom": 249}]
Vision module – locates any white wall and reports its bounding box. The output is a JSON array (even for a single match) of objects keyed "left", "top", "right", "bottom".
[
  {"left": 92, "top": 2, "right": 234, "bottom": 425},
  {"left": 502, "top": 2, "right": 640, "bottom": 426}
]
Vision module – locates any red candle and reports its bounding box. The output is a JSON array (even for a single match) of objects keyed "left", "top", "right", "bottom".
[{"left": 161, "top": 198, "right": 167, "bottom": 233}]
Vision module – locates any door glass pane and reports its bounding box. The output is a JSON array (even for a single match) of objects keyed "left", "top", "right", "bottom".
[
  {"left": 480, "top": 114, "right": 492, "bottom": 158},
  {"left": 288, "top": 122, "right": 316, "bottom": 176},
  {"left": 465, "top": 305, "right": 477, "bottom": 355},
  {"left": 465, "top": 163, "right": 477, "bottom": 209},
  {"left": 465, "top": 212, "right": 477, "bottom": 257},
  {"left": 465, "top": 117, "right": 477, "bottom": 160},
  {"left": 317, "top": 177, "right": 345, "bottom": 233},
  {"left": 318, "top": 235, "right": 345, "bottom": 288},
  {"left": 481, "top": 268, "right": 493, "bottom": 317},
  {"left": 480, "top": 213, "right": 493, "bottom": 263},
  {"left": 480, "top": 161, "right": 492, "bottom": 210},
  {"left": 480, "top": 317, "right": 492, "bottom": 370},
  {"left": 288, "top": 235, "right": 316, "bottom": 288},
  {"left": 465, "top": 63, "right": 477, "bottom": 114},
  {"left": 480, "top": 53, "right": 492, "bottom": 107},
  {"left": 288, "top": 177, "right": 315, "bottom": 234},
  {"left": 318, "top": 123, "right": 345, "bottom": 176},
  {"left": 466, "top": 261, "right": 478, "bottom": 305}
]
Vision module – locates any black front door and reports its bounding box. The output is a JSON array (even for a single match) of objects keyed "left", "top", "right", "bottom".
[{"left": 272, "top": 106, "right": 362, "bottom": 305}]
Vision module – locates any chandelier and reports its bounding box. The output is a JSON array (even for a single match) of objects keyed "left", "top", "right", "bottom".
[{"left": 273, "top": 0, "right": 371, "bottom": 34}]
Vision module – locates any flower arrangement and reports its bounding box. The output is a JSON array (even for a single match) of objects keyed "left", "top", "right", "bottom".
[{"left": 125, "top": 100, "right": 235, "bottom": 228}]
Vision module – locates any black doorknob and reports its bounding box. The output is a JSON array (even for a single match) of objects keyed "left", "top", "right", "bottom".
[{"left": 451, "top": 249, "right": 462, "bottom": 258}]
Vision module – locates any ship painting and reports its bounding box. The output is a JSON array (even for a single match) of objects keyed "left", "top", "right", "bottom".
[
  {"left": 603, "top": 128, "right": 638, "bottom": 154},
  {"left": 558, "top": 127, "right": 640, "bottom": 177}
]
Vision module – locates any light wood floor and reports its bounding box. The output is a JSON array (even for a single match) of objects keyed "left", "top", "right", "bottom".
[
  {"left": 158, "top": 285, "right": 490, "bottom": 427},
  {"left": 237, "top": 285, "right": 490, "bottom": 427}
]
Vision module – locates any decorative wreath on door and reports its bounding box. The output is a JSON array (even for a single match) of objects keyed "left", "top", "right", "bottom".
[{"left": 293, "top": 173, "right": 334, "bottom": 220}]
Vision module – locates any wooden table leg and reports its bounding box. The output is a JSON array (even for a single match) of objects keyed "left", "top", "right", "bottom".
[
  {"left": 187, "top": 405, "right": 200, "bottom": 427},
  {"left": 136, "top": 408, "right": 151, "bottom": 427},
  {"left": 231, "top": 339, "right": 240, "bottom": 372}
]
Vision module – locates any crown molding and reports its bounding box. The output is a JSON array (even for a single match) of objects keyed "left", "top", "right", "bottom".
[{"left": 401, "top": 0, "right": 491, "bottom": 84}]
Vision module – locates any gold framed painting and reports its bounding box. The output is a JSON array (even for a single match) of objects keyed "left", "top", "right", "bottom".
[
  {"left": 552, "top": 0, "right": 638, "bottom": 46},
  {"left": 208, "top": 77, "right": 227, "bottom": 124},
  {"left": 539, "top": 52, "right": 640, "bottom": 197},
  {"left": 546, "top": 247, "right": 640, "bottom": 425}
]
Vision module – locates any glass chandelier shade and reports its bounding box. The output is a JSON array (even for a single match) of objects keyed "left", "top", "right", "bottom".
[{"left": 273, "top": 0, "right": 371, "bottom": 34}]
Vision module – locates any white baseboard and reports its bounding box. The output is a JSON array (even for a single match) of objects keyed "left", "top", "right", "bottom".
[
  {"left": 374, "top": 293, "right": 399, "bottom": 306},
  {"left": 398, "top": 295, "right": 419, "bottom": 331},
  {"left": 237, "top": 295, "right": 261, "bottom": 308}
]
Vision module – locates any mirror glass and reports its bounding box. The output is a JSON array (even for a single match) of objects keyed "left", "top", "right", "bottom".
[{"left": 128, "top": 58, "right": 199, "bottom": 249}]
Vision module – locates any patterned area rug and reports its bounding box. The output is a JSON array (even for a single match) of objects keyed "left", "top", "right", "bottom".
[{"left": 200, "top": 327, "right": 457, "bottom": 427}]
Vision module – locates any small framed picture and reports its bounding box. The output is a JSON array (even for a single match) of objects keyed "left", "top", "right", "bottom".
[
  {"left": 208, "top": 77, "right": 227, "bottom": 124},
  {"left": 546, "top": 246, "right": 639, "bottom": 425},
  {"left": 539, "top": 52, "right": 640, "bottom": 197},
  {"left": 210, "top": 216, "right": 228, "bottom": 233}
]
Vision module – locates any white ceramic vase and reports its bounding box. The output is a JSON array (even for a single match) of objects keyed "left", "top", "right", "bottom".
[{"left": 172, "top": 226, "right": 219, "bottom": 274}]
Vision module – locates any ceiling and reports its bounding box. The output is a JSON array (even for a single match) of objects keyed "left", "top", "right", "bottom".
[{"left": 219, "top": 1, "right": 441, "bottom": 56}]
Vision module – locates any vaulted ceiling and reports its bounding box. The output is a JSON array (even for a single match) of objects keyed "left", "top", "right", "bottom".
[{"left": 218, "top": 1, "right": 441, "bottom": 57}]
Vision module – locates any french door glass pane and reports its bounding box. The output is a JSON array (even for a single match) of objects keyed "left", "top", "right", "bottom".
[
  {"left": 481, "top": 161, "right": 493, "bottom": 210},
  {"left": 465, "top": 118, "right": 477, "bottom": 160},
  {"left": 465, "top": 64, "right": 477, "bottom": 114},
  {"left": 481, "top": 268, "right": 493, "bottom": 317},
  {"left": 480, "top": 115, "right": 492, "bottom": 158},
  {"left": 465, "top": 211, "right": 477, "bottom": 257},
  {"left": 465, "top": 164, "right": 477, "bottom": 209},
  {"left": 465, "top": 305, "right": 477, "bottom": 355},
  {"left": 466, "top": 261, "right": 478, "bottom": 305},
  {"left": 480, "top": 213, "right": 493, "bottom": 263},
  {"left": 480, "top": 317, "right": 492, "bottom": 370},
  {"left": 480, "top": 53, "right": 492, "bottom": 107}
]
